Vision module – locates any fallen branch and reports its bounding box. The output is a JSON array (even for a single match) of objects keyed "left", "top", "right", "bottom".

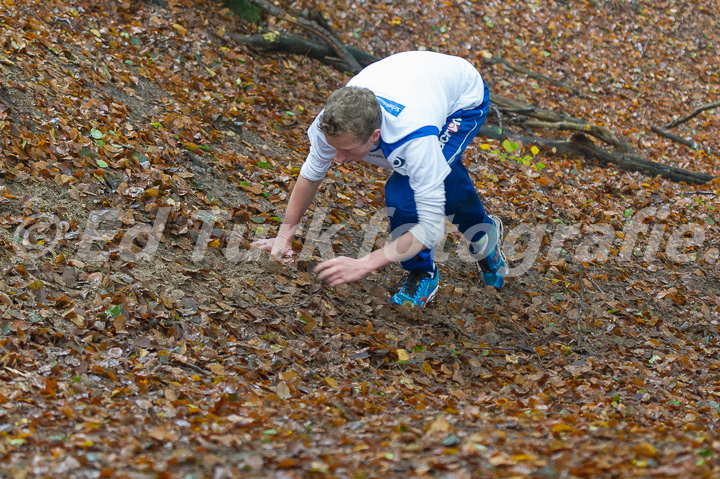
[
  {"left": 664, "top": 100, "right": 720, "bottom": 129},
  {"left": 224, "top": 32, "right": 376, "bottom": 71},
  {"left": 650, "top": 125, "right": 701, "bottom": 151},
  {"left": 246, "top": 0, "right": 361, "bottom": 72},
  {"left": 478, "top": 127, "right": 714, "bottom": 185},
  {"left": 490, "top": 94, "right": 631, "bottom": 153},
  {"left": 523, "top": 119, "right": 625, "bottom": 151}
]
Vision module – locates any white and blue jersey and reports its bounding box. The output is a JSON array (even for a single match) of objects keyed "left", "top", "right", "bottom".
[{"left": 300, "top": 51, "right": 490, "bottom": 250}]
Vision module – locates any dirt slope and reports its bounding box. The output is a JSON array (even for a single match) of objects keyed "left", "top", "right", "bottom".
[{"left": 0, "top": 0, "right": 719, "bottom": 478}]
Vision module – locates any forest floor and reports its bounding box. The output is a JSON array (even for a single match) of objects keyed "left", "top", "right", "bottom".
[{"left": 0, "top": 0, "right": 719, "bottom": 478}]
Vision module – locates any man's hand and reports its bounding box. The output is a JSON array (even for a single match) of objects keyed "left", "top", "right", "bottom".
[
  {"left": 314, "top": 256, "right": 371, "bottom": 287},
  {"left": 253, "top": 237, "right": 294, "bottom": 258}
]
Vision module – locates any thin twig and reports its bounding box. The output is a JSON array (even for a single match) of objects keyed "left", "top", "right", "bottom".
[
  {"left": 639, "top": 38, "right": 651, "bottom": 58},
  {"left": 483, "top": 56, "right": 586, "bottom": 98},
  {"left": 590, "top": 278, "right": 605, "bottom": 294},
  {"left": 464, "top": 345, "right": 535, "bottom": 352},
  {"left": 170, "top": 357, "right": 212, "bottom": 377},
  {"left": 490, "top": 104, "right": 503, "bottom": 132},
  {"left": 578, "top": 267, "right": 585, "bottom": 348},
  {"left": 664, "top": 100, "right": 720, "bottom": 129}
]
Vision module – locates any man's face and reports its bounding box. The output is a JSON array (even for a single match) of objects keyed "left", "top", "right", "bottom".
[{"left": 325, "top": 129, "right": 381, "bottom": 164}]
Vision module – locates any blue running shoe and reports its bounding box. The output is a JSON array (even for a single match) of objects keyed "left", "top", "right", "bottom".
[
  {"left": 474, "top": 215, "right": 507, "bottom": 290},
  {"left": 392, "top": 266, "right": 440, "bottom": 308}
]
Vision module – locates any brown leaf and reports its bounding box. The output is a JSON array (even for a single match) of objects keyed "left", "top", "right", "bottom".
[
  {"left": 149, "top": 425, "right": 178, "bottom": 442},
  {"left": 275, "top": 381, "right": 290, "bottom": 399},
  {"left": 425, "top": 415, "right": 450, "bottom": 434},
  {"left": 113, "top": 315, "right": 126, "bottom": 333},
  {"left": 172, "top": 23, "right": 187, "bottom": 36}
]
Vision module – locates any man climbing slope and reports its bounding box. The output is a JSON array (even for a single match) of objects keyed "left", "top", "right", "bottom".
[{"left": 257, "top": 51, "right": 506, "bottom": 307}]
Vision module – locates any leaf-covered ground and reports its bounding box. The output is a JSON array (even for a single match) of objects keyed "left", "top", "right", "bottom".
[{"left": 0, "top": 0, "right": 719, "bottom": 477}]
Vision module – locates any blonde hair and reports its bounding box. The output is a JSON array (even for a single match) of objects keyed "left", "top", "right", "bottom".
[{"left": 318, "top": 87, "right": 382, "bottom": 141}]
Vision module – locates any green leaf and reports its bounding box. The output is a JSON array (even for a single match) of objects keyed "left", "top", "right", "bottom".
[
  {"left": 257, "top": 161, "right": 273, "bottom": 169},
  {"left": 250, "top": 216, "right": 265, "bottom": 224},
  {"left": 668, "top": 399, "right": 681, "bottom": 406},
  {"left": 624, "top": 208, "right": 635, "bottom": 218},
  {"left": 199, "top": 145, "right": 211, "bottom": 152},
  {"left": 96, "top": 159, "right": 109, "bottom": 168},
  {"left": 263, "top": 429, "right": 277, "bottom": 435},
  {"left": 79, "top": 148, "right": 98, "bottom": 158},
  {"left": 151, "top": 122, "right": 162, "bottom": 128},
  {"left": 535, "top": 162, "right": 546, "bottom": 171},
  {"left": 90, "top": 128, "right": 103, "bottom": 139},
  {"left": 502, "top": 139, "right": 518, "bottom": 153},
  {"left": 130, "top": 36, "right": 141, "bottom": 46},
  {"left": 107, "top": 305, "right": 122, "bottom": 318},
  {"left": 225, "top": 0, "right": 262, "bottom": 23}
]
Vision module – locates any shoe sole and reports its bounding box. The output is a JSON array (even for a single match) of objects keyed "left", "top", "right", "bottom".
[
  {"left": 484, "top": 215, "right": 507, "bottom": 290},
  {"left": 489, "top": 215, "right": 504, "bottom": 246}
]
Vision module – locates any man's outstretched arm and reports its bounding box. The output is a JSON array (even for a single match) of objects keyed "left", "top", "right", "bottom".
[
  {"left": 314, "top": 230, "right": 428, "bottom": 286},
  {"left": 255, "top": 174, "right": 322, "bottom": 257}
]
